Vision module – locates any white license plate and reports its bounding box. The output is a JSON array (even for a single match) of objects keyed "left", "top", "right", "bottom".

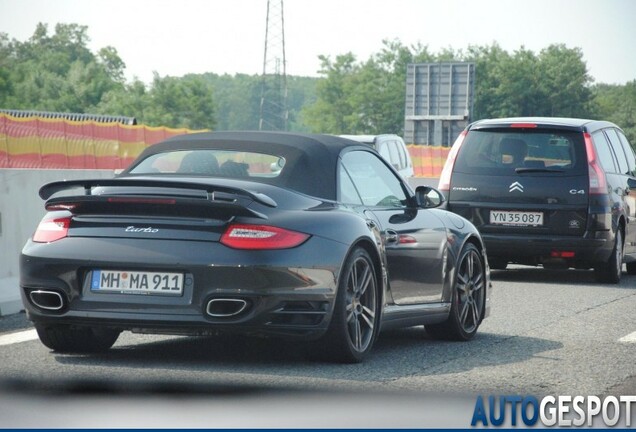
[
  {"left": 90, "top": 270, "right": 184, "bottom": 295},
  {"left": 490, "top": 210, "right": 544, "bottom": 226}
]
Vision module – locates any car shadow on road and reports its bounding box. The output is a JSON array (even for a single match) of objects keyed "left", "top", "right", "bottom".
[
  {"left": 490, "top": 266, "right": 636, "bottom": 288},
  {"left": 49, "top": 326, "right": 563, "bottom": 387}
]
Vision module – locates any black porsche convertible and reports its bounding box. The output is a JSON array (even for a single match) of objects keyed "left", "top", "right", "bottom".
[{"left": 20, "top": 131, "right": 491, "bottom": 362}]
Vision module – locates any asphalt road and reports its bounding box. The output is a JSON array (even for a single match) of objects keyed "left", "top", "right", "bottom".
[{"left": 0, "top": 266, "right": 635, "bottom": 427}]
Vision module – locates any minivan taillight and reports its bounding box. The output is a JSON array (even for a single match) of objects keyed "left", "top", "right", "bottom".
[
  {"left": 33, "top": 214, "right": 72, "bottom": 243},
  {"left": 584, "top": 132, "right": 607, "bottom": 194},
  {"left": 220, "top": 224, "right": 310, "bottom": 250},
  {"left": 438, "top": 130, "right": 467, "bottom": 193}
]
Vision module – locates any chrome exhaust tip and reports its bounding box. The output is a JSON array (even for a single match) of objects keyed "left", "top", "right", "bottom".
[
  {"left": 29, "top": 290, "right": 64, "bottom": 311},
  {"left": 206, "top": 298, "right": 248, "bottom": 317}
]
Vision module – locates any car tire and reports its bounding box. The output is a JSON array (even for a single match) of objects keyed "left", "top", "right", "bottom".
[
  {"left": 594, "top": 229, "right": 623, "bottom": 284},
  {"left": 321, "top": 247, "right": 379, "bottom": 363},
  {"left": 35, "top": 324, "right": 120, "bottom": 353},
  {"left": 627, "top": 261, "right": 636, "bottom": 275},
  {"left": 426, "top": 243, "right": 486, "bottom": 341}
]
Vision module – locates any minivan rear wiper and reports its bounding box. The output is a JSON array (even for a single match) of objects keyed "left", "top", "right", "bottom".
[{"left": 515, "top": 167, "right": 565, "bottom": 174}]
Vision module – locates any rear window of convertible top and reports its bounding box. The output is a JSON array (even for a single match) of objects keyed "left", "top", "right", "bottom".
[{"left": 129, "top": 150, "right": 286, "bottom": 179}]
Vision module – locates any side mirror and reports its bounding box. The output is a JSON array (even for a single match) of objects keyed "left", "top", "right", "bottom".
[
  {"left": 628, "top": 177, "right": 636, "bottom": 190},
  {"left": 415, "top": 186, "right": 445, "bottom": 209}
]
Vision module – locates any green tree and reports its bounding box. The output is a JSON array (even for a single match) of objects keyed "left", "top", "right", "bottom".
[
  {"left": 1, "top": 23, "right": 125, "bottom": 112},
  {"left": 98, "top": 73, "right": 218, "bottom": 130},
  {"left": 495, "top": 47, "right": 543, "bottom": 117},
  {"left": 300, "top": 52, "right": 360, "bottom": 133},
  {"left": 143, "top": 73, "right": 216, "bottom": 130},
  {"left": 285, "top": 75, "right": 317, "bottom": 132},
  {"left": 2, "top": 22, "right": 628, "bottom": 141},
  {"left": 351, "top": 40, "right": 433, "bottom": 134},
  {"left": 465, "top": 43, "right": 510, "bottom": 120},
  {"left": 462, "top": 43, "right": 594, "bottom": 120},
  {"left": 98, "top": 46, "right": 126, "bottom": 83},
  {"left": 0, "top": 33, "right": 15, "bottom": 107},
  {"left": 538, "top": 44, "right": 593, "bottom": 117},
  {"left": 194, "top": 73, "right": 315, "bottom": 132},
  {"left": 96, "top": 78, "right": 149, "bottom": 120},
  {"left": 203, "top": 73, "right": 262, "bottom": 130},
  {"left": 593, "top": 81, "right": 636, "bottom": 146},
  {"left": 301, "top": 40, "right": 433, "bottom": 135}
]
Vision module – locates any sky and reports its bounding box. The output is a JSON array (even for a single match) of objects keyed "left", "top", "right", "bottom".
[{"left": 0, "top": 0, "right": 634, "bottom": 85}]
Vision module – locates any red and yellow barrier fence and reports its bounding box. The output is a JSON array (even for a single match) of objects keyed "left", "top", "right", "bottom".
[
  {"left": 0, "top": 113, "right": 450, "bottom": 176},
  {"left": 407, "top": 145, "right": 450, "bottom": 178},
  {"left": 0, "top": 113, "right": 204, "bottom": 169}
]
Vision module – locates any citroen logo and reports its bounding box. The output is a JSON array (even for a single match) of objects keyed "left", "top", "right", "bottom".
[{"left": 509, "top": 182, "right": 524, "bottom": 193}]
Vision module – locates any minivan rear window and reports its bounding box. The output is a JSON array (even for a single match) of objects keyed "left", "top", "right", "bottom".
[{"left": 454, "top": 129, "right": 587, "bottom": 176}]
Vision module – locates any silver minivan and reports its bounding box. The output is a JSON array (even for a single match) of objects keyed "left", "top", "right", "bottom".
[{"left": 340, "top": 134, "right": 414, "bottom": 178}]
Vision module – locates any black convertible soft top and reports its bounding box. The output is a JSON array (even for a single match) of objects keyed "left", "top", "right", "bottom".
[{"left": 123, "top": 131, "right": 372, "bottom": 201}]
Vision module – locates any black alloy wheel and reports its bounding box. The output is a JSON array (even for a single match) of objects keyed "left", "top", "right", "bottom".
[
  {"left": 426, "top": 243, "right": 486, "bottom": 341},
  {"left": 322, "top": 247, "right": 379, "bottom": 363}
]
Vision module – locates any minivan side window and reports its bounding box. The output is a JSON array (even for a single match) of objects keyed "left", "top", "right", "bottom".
[
  {"left": 605, "top": 129, "right": 629, "bottom": 175},
  {"left": 378, "top": 142, "right": 391, "bottom": 163},
  {"left": 592, "top": 131, "right": 618, "bottom": 173},
  {"left": 616, "top": 130, "right": 636, "bottom": 177},
  {"left": 387, "top": 141, "right": 401, "bottom": 169},
  {"left": 396, "top": 141, "right": 408, "bottom": 168}
]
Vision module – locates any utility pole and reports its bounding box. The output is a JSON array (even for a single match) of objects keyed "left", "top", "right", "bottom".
[{"left": 259, "top": 0, "right": 288, "bottom": 131}]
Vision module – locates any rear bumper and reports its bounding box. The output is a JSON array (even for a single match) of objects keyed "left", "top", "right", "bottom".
[
  {"left": 20, "top": 236, "right": 345, "bottom": 339},
  {"left": 483, "top": 232, "right": 613, "bottom": 265},
  {"left": 25, "top": 303, "right": 334, "bottom": 340}
]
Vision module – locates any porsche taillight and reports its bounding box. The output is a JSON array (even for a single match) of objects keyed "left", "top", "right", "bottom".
[
  {"left": 220, "top": 224, "right": 309, "bottom": 250},
  {"left": 33, "top": 213, "right": 72, "bottom": 243}
]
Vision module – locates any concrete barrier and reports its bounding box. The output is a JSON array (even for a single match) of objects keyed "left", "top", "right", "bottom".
[{"left": 0, "top": 169, "right": 114, "bottom": 316}]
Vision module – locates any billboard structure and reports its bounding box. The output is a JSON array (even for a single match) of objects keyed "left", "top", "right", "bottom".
[{"left": 404, "top": 62, "right": 475, "bottom": 146}]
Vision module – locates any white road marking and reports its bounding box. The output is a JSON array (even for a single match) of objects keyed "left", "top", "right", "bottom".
[
  {"left": 0, "top": 329, "right": 38, "bottom": 346},
  {"left": 618, "top": 331, "right": 636, "bottom": 344}
]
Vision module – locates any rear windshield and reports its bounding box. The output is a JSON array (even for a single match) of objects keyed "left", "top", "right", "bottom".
[
  {"left": 454, "top": 129, "right": 587, "bottom": 176},
  {"left": 128, "top": 150, "right": 286, "bottom": 179}
]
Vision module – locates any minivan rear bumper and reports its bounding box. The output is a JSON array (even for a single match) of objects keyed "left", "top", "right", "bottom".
[{"left": 482, "top": 232, "right": 613, "bottom": 266}]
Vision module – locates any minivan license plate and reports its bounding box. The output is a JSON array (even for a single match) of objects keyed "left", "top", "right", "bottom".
[
  {"left": 490, "top": 210, "right": 543, "bottom": 226},
  {"left": 91, "top": 270, "right": 184, "bottom": 295}
]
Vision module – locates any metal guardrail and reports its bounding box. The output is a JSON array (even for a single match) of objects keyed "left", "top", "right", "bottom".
[{"left": 0, "top": 109, "right": 137, "bottom": 125}]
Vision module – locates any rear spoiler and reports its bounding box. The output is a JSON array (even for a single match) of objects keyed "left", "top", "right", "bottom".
[
  {"left": 39, "top": 178, "right": 277, "bottom": 220},
  {"left": 39, "top": 178, "right": 277, "bottom": 207}
]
